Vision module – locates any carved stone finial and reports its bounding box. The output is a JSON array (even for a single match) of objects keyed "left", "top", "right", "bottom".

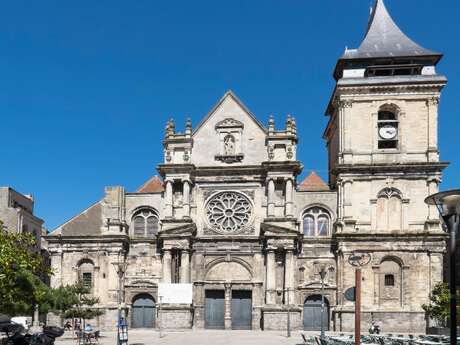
[
  {"left": 291, "top": 116, "right": 297, "bottom": 135},
  {"left": 286, "top": 114, "right": 293, "bottom": 134},
  {"left": 268, "top": 114, "right": 275, "bottom": 133},
  {"left": 165, "top": 121, "right": 170, "bottom": 137},
  {"left": 185, "top": 118, "right": 192, "bottom": 135},
  {"left": 268, "top": 115, "right": 275, "bottom": 133},
  {"left": 165, "top": 119, "right": 175, "bottom": 137}
]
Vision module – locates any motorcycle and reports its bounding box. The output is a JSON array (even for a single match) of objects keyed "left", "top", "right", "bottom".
[
  {"left": 369, "top": 322, "right": 381, "bottom": 335},
  {"left": 0, "top": 314, "right": 64, "bottom": 345}
]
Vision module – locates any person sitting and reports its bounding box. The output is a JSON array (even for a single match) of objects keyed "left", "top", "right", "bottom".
[
  {"left": 84, "top": 324, "right": 93, "bottom": 332},
  {"left": 64, "top": 320, "right": 72, "bottom": 331}
]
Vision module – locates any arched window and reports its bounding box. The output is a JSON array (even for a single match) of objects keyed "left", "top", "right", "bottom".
[
  {"left": 376, "top": 188, "right": 403, "bottom": 231},
  {"left": 302, "top": 207, "right": 331, "bottom": 237},
  {"left": 379, "top": 258, "right": 402, "bottom": 306},
  {"left": 78, "top": 259, "right": 94, "bottom": 290},
  {"left": 377, "top": 104, "right": 399, "bottom": 149},
  {"left": 131, "top": 209, "right": 159, "bottom": 237}
]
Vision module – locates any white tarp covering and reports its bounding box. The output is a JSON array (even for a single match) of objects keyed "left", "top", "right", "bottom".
[{"left": 158, "top": 283, "right": 193, "bottom": 304}]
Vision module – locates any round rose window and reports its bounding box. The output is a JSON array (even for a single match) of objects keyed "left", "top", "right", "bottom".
[{"left": 205, "top": 191, "right": 253, "bottom": 233}]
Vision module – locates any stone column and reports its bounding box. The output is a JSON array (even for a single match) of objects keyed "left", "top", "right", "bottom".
[
  {"left": 224, "top": 283, "right": 232, "bottom": 329},
  {"left": 165, "top": 180, "right": 173, "bottom": 218},
  {"left": 285, "top": 249, "right": 295, "bottom": 304},
  {"left": 285, "top": 178, "right": 294, "bottom": 217},
  {"left": 180, "top": 250, "right": 190, "bottom": 283},
  {"left": 267, "top": 179, "right": 275, "bottom": 217},
  {"left": 266, "top": 249, "right": 276, "bottom": 304},
  {"left": 162, "top": 249, "right": 172, "bottom": 283},
  {"left": 182, "top": 180, "right": 191, "bottom": 218}
]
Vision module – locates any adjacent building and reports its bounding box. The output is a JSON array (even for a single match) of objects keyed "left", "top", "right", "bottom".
[
  {"left": 0, "top": 186, "right": 44, "bottom": 244},
  {"left": 46, "top": 0, "right": 448, "bottom": 333}
]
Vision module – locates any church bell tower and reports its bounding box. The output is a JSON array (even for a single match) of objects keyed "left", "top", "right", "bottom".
[{"left": 325, "top": 0, "right": 448, "bottom": 331}]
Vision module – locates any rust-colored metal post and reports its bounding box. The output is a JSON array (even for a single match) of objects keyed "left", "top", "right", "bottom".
[{"left": 355, "top": 269, "right": 361, "bottom": 345}]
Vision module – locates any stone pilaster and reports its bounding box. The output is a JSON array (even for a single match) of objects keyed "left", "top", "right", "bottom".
[
  {"left": 224, "top": 283, "right": 232, "bottom": 329},
  {"left": 266, "top": 249, "right": 276, "bottom": 304},
  {"left": 182, "top": 180, "right": 191, "bottom": 218},
  {"left": 285, "top": 178, "right": 294, "bottom": 217},
  {"left": 267, "top": 179, "right": 275, "bottom": 217},
  {"left": 165, "top": 180, "right": 173, "bottom": 218},
  {"left": 162, "top": 249, "right": 172, "bottom": 283},
  {"left": 284, "top": 249, "right": 295, "bottom": 304},
  {"left": 180, "top": 250, "right": 190, "bottom": 283}
]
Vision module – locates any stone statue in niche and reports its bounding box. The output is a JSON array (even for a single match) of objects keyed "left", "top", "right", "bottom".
[{"left": 224, "top": 135, "right": 236, "bottom": 155}]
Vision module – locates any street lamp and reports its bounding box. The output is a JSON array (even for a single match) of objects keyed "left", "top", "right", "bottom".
[
  {"left": 112, "top": 250, "right": 128, "bottom": 345},
  {"left": 425, "top": 189, "right": 460, "bottom": 345}
]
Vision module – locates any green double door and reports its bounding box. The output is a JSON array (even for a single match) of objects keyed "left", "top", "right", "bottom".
[{"left": 205, "top": 290, "right": 252, "bottom": 330}]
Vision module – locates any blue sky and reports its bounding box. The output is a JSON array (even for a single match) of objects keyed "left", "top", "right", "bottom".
[{"left": 0, "top": 0, "right": 458, "bottom": 230}]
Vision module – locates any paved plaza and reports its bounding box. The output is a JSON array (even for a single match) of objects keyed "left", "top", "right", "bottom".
[{"left": 56, "top": 330, "right": 313, "bottom": 345}]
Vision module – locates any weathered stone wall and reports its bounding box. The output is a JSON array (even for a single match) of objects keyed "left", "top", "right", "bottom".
[
  {"left": 159, "top": 306, "right": 192, "bottom": 330},
  {"left": 335, "top": 310, "right": 426, "bottom": 334},
  {"left": 262, "top": 309, "right": 302, "bottom": 331}
]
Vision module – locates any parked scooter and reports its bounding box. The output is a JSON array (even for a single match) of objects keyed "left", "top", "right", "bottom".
[
  {"left": 369, "top": 321, "right": 381, "bottom": 335},
  {"left": 0, "top": 314, "right": 64, "bottom": 345}
]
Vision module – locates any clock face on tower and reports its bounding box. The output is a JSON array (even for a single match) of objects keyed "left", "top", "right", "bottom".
[{"left": 379, "top": 124, "right": 397, "bottom": 140}]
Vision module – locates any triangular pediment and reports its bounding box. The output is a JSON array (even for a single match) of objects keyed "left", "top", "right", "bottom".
[
  {"left": 193, "top": 90, "right": 266, "bottom": 136},
  {"left": 191, "top": 90, "right": 268, "bottom": 166}
]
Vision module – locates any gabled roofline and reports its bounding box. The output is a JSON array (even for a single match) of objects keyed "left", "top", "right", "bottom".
[
  {"left": 193, "top": 90, "right": 267, "bottom": 135},
  {"left": 49, "top": 199, "right": 102, "bottom": 235}
]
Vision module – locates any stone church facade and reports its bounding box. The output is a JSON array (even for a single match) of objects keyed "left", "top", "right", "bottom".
[{"left": 46, "top": 0, "right": 448, "bottom": 333}]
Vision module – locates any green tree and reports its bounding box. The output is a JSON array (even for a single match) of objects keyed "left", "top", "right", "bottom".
[
  {"left": 422, "top": 282, "right": 450, "bottom": 327},
  {"left": 0, "top": 221, "right": 53, "bottom": 315},
  {"left": 58, "top": 281, "right": 104, "bottom": 327}
]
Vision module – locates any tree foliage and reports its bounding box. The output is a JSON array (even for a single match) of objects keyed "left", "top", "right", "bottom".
[
  {"left": 422, "top": 282, "right": 450, "bottom": 327},
  {"left": 0, "top": 222, "right": 53, "bottom": 315},
  {"left": 58, "top": 281, "right": 105, "bottom": 323},
  {"left": 1, "top": 221, "right": 104, "bottom": 323}
]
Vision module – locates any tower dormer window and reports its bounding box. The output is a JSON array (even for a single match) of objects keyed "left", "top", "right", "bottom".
[{"left": 377, "top": 106, "right": 399, "bottom": 149}]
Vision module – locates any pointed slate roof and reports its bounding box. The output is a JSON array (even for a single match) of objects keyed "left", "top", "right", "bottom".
[
  {"left": 137, "top": 175, "right": 164, "bottom": 193},
  {"left": 298, "top": 171, "right": 329, "bottom": 192},
  {"left": 342, "top": 0, "right": 441, "bottom": 61}
]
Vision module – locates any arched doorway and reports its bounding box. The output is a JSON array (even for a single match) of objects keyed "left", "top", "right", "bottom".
[
  {"left": 132, "top": 294, "right": 156, "bottom": 328},
  {"left": 303, "top": 295, "right": 329, "bottom": 331}
]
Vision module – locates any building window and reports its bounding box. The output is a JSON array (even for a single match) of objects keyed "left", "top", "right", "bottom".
[
  {"left": 82, "top": 272, "right": 92, "bottom": 289},
  {"left": 131, "top": 209, "right": 159, "bottom": 237},
  {"left": 302, "top": 207, "right": 331, "bottom": 237},
  {"left": 78, "top": 259, "right": 95, "bottom": 291},
  {"left": 379, "top": 258, "right": 402, "bottom": 306},
  {"left": 385, "top": 274, "right": 395, "bottom": 287},
  {"left": 377, "top": 106, "right": 399, "bottom": 149}
]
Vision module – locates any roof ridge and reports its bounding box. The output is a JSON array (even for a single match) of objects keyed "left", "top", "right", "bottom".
[
  {"left": 137, "top": 175, "right": 164, "bottom": 193},
  {"left": 299, "top": 171, "right": 329, "bottom": 192}
]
